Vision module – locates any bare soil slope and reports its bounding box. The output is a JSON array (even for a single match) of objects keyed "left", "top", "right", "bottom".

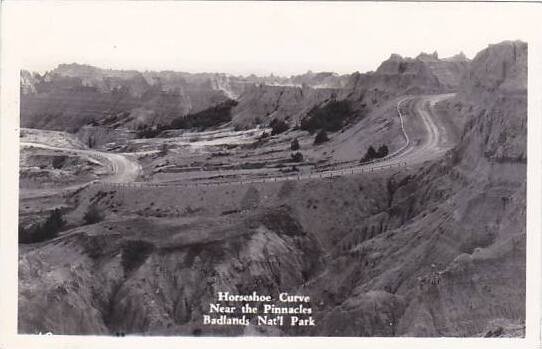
[{"left": 18, "top": 41, "right": 525, "bottom": 337}]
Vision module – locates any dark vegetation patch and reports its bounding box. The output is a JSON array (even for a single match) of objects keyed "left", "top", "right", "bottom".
[
  {"left": 80, "top": 233, "right": 119, "bottom": 259},
  {"left": 270, "top": 119, "right": 289, "bottom": 135},
  {"left": 52, "top": 155, "right": 68, "bottom": 169},
  {"left": 221, "top": 209, "right": 241, "bottom": 216},
  {"left": 121, "top": 240, "right": 155, "bottom": 274},
  {"left": 253, "top": 208, "right": 305, "bottom": 237},
  {"left": 313, "top": 130, "right": 329, "bottom": 145},
  {"left": 301, "top": 100, "right": 354, "bottom": 133},
  {"left": 90, "top": 190, "right": 111, "bottom": 204},
  {"left": 290, "top": 138, "right": 300, "bottom": 150},
  {"left": 19, "top": 208, "right": 66, "bottom": 243},
  {"left": 360, "top": 145, "right": 389, "bottom": 163},
  {"left": 210, "top": 151, "right": 230, "bottom": 157},
  {"left": 136, "top": 99, "right": 238, "bottom": 138},
  {"left": 239, "top": 162, "right": 266, "bottom": 170},
  {"left": 177, "top": 237, "right": 238, "bottom": 266},
  {"left": 290, "top": 152, "right": 304, "bottom": 162},
  {"left": 83, "top": 204, "right": 105, "bottom": 225},
  {"left": 171, "top": 99, "right": 238, "bottom": 129},
  {"left": 280, "top": 165, "right": 300, "bottom": 173}
]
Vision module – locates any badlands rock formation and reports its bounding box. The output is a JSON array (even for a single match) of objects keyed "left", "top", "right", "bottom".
[
  {"left": 21, "top": 52, "right": 468, "bottom": 133},
  {"left": 18, "top": 41, "right": 525, "bottom": 337}
]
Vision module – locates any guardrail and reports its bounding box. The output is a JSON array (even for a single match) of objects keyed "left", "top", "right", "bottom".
[
  {"left": 93, "top": 160, "right": 408, "bottom": 190},
  {"left": 78, "top": 97, "right": 413, "bottom": 191}
]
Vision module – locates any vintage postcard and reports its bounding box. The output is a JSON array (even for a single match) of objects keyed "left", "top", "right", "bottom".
[{"left": 1, "top": 1, "right": 541, "bottom": 349}]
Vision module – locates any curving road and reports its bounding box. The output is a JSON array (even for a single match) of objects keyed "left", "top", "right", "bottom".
[
  {"left": 267, "top": 93, "right": 456, "bottom": 183},
  {"left": 369, "top": 93, "right": 456, "bottom": 167},
  {"left": 21, "top": 93, "right": 456, "bottom": 188},
  {"left": 196, "top": 93, "right": 456, "bottom": 185},
  {"left": 112, "top": 93, "right": 457, "bottom": 188},
  {"left": 20, "top": 142, "right": 141, "bottom": 183}
]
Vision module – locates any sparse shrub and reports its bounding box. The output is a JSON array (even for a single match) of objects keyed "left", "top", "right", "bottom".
[
  {"left": 52, "top": 155, "right": 67, "bottom": 169},
  {"left": 314, "top": 130, "right": 329, "bottom": 145},
  {"left": 291, "top": 138, "right": 300, "bottom": 151},
  {"left": 291, "top": 152, "right": 304, "bottom": 162},
  {"left": 377, "top": 145, "right": 389, "bottom": 158},
  {"left": 360, "top": 144, "right": 389, "bottom": 163},
  {"left": 270, "top": 119, "right": 289, "bottom": 135},
  {"left": 83, "top": 204, "right": 105, "bottom": 225},
  {"left": 360, "top": 146, "right": 377, "bottom": 163},
  {"left": 367, "top": 146, "right": 377, "bottom": 158}
]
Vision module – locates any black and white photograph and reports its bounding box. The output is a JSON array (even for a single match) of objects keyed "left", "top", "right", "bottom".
[{"left": 1, "top": 1, "right": 541, "bottom": 346}]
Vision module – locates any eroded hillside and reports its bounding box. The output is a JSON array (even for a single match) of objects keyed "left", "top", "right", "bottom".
[{"left": 18, "top": 41, "right": 526, "bottom": 337}]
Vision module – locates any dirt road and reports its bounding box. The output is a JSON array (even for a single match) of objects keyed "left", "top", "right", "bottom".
[
  {"left": 171, "top": 93, "right": 456, "bottom": 185},
  {"left": 20, "top": 93, "right": 455, "bottom": 188},
  {"left": 20, "top": 142, "right": 141, "bottom": 183},
  {"left": 274, "top": 94, "right": 452, "bottom": 182},
  {"left": 371, "top": 93, "right": 456, "bottom": 167}
]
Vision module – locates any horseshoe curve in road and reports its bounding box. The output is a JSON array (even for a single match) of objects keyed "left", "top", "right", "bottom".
[{"left": 20, "top": 93, "right": 455, "bottom": 189}]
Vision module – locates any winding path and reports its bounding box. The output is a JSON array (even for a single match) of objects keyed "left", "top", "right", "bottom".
[
  {"left": 21, "top": 93, "right": 456, "bottom": 188},
  {"left": 20, "top": 142, "right": 141, "bottom": 183}
]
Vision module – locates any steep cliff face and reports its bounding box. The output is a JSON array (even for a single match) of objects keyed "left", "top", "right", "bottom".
[
  {"left": 230, "top": 85, "right": 338, "bottom": 129},
  {"left": 396, "top": 42, "right": 526, "bottom": 336},
  {"left": 18, "top": 206, "right": 323, "bottom": 335},
  {"left": 456, "top": 41, "right": 527, "bottom": 163},
  {"left": 20, "top": 64, "right": 230, "bottom": 132},
  {"left": 342, "top": 51, "right": 469, "bottom": 101},
  {"left": 21, "top": 56, "right": 468, "bottom": 133},
  {"left": 230, "top": 54, "right": 468, "bottom": 130},
  {"left": 459, "top": 41, "right": 526, "bottom": 99},
  {"left": 308, "top": 41, "right": 527, "bottom": 337}
]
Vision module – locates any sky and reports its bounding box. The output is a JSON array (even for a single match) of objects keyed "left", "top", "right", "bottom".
[{"left": 2, "top": 1, "right": 539, "bottom": 77}]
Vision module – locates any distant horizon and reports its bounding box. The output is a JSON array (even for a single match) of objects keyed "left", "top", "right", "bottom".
[
  {"left": 4, "top": 2, "right": 533, "bottom": 77},
  {"left": 21, "top": 49, "right": 475, "bottom": 78}
]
